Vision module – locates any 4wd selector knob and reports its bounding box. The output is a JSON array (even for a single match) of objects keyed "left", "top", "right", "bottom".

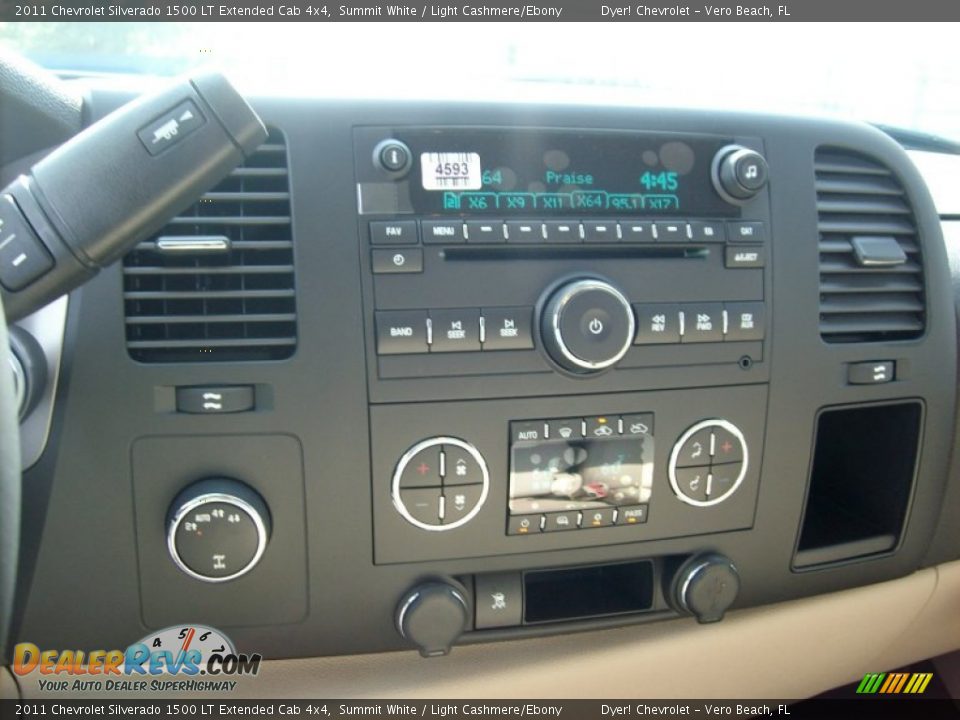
[
  {"left": 540, "top": 279, "right": 635, "bottom": 373},
  {"left": 167, "top": 478, "right": 270, "bottom": 583},
  {"left": 711, "top": 145, "right": 769, "bottom": 204}
]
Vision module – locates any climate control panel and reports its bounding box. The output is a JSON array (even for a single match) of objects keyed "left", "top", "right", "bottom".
[{"left": 371, "top": 385, "right": 767, "bottom": 565}]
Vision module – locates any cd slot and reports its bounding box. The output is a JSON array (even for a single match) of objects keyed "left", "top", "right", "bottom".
[{"left": 441, "top": 246, "right": 711, "bottom": 262}]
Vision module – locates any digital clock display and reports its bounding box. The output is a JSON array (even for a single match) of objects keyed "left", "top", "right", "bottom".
[{"left": 397, "top": 128, "right": 737, "bottom": 217}]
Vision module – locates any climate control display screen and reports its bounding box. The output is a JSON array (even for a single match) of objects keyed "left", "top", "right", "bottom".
[{"left": 508, "top": 415, "right": 654, "bottom": 534}]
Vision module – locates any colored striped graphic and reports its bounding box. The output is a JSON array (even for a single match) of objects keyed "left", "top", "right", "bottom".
[{"left": 856, "top": 672, "right": 933, "bottom": 694}]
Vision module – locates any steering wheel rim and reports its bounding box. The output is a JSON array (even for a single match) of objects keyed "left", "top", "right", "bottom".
[{"left": 0, "top": 295, "right": 21, "bottom": 663}]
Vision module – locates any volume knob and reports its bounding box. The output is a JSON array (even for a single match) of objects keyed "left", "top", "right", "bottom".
[{"left": 540, "top": 279, "right": 635, "bottom": 374}]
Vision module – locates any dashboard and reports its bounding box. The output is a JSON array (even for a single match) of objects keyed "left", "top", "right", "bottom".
[{"left": 6, "top": 89, "right": 960, "bottom": 673}]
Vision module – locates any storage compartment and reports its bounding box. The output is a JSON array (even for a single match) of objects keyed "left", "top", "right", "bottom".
[
  {"left": 524, "top": 560, "right": 654, "bottom": 623},
  {"left": 794, "top": 401, "right": 922, "bottom": 568}
]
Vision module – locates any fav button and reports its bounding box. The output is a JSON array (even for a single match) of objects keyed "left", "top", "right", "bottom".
[{"left": 370, "top": 220, "right": 419, "bottom": 245}]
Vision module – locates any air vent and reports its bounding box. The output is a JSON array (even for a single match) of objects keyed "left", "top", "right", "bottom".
[
  {"left": 816, "top": 148, "right": 925, "bottom": 343},
  {"left": 123, "top": 130, "right": 296, "bottom": 362}
]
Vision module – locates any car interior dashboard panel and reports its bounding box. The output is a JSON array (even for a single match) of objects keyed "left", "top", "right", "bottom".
[{"left": 10, "top": 89, "right": 960, "bottom": 664}]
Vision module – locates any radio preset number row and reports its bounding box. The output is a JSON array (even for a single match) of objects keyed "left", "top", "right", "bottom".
[{"left": 370, "top": 218, "right": 766, "bottom": 246}]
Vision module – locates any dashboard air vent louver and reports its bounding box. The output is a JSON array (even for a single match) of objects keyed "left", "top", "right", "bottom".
[
  {"left": 816, "top": 148, "right": 925, "bottom": 343},
  {"left": 123, "top": 130, "right": 296, "bottom": 363}
]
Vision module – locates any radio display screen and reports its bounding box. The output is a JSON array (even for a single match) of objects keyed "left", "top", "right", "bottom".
[
  {"left": 398, "top": 128, "right": 737, "bottom": 217},
  {"left": 509, "top": 425, "right": 654, "bottom": 516}
]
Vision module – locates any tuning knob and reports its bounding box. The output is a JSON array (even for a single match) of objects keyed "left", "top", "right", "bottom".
[
  {"left": 396, "top": 580, "right": 470, "bottom": 657},
  {"left": 540, "top": 278, "right": 635, "bottom": 374},
  {"left": 712, "top": 145, "right": 768, "bottom": 204},
  {"left": 670, "top": 553, "right": 740, "bottom": 623},
  {"left": 167, "top": 478, "right": 270, "bottom": 583}
]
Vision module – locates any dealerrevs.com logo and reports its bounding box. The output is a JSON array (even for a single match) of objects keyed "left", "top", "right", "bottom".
[{"left": 13, "top": 625, "right": 261, "bottom": 693}]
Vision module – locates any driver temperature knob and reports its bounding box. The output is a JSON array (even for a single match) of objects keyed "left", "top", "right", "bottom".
[
  {"left": 167, "top": 478, "right": 270, "bottom": 583},
  {"left": 540, "top": 278, "right": 635, "bottom": 374}
]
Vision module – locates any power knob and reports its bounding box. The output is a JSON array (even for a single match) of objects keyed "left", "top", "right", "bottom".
[
  {"left": 711, "top": 145, "right": 768, "bottom": 204},
  {"left": 167, "top": 478, "right": 271, "bottom": 583},
  {"left": 539, "top": 278, "right": 635, "bottom": 374},
  {"left": 670, "top": 553, "right": 740, "bottom": 623}
]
